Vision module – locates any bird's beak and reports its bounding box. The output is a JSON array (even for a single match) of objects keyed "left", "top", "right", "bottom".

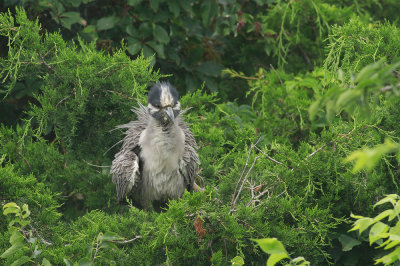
[{"left": 165, "top": 107, "right": 175, "bottom": 121}]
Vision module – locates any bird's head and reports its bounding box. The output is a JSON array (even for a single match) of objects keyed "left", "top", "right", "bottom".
[{"left": 147, "top": 81, "right": 181, "bottom": 127}]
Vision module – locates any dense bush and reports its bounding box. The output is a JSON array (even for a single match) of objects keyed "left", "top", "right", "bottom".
[{"left": 1, "top": 1, "right": 400, "bottom": 265}]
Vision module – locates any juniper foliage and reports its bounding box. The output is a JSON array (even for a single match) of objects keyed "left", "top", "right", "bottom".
[{"left": 1, "top": 3, "right": 400, "bottom": 266}]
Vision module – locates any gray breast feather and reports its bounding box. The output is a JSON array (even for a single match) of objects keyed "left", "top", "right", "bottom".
[{"left": 110, "top": 103, "right": 200, "bottom": 205}]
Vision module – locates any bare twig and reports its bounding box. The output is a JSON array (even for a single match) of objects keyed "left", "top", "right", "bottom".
[
  {"left": 379, "top": 83, "right": 400, "bottom": 93},
  {"left": 83, "top": 159, "right": 110, "bottom": 168},
  {"left": 231, "top": 137, "right": 262, "bottom": 207},
  {"left": 17, "top": 150, "right": 32, "bottom": 172},
  {"left": 38, "top": 53, "right": 54, "bottom": 72},
  {"left": 254, "top": 146, "right": 289, "bottom": 168},
  {"left": 55, "top": 97, "right": 69, "bottom": 108},
  {"left": 110, "top": 235, "right": 142, "bottom": 244},
  {"left": 270, "top": 64, "right": 283, "bottom": 85},
  {"left": 0, "top": 23, "right": 18, "bottom": 31},
  {"left": 230, "top": 155, "right": 260, "bottom": 214},
  {"left": 297, "top": 44, "right": 312, "bottom": 68},
  {"left": 29, "top": 224, "right": 53, "bottom": 246},
  {"left": 106, "top": 90, "right": 137, "bottom": 100},
  {"left": 304, "top": 143, "right": 329, "bottom": 161}
]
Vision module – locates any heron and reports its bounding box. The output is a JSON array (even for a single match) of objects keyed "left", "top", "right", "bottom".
[{"left": 110, "top": 81, "right": 200, "bottom": 211}]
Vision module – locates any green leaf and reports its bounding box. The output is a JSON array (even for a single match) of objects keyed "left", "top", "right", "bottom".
[
  {"left": 195, "top": 61, "right": 223, "bottom": 77},
  {"left": 349, "top": 217, "right": 375, "bottom": 234},
  {"left": 147, "top": 41, "right": 165, "bottom": 59},
  {"left": 10, "top": 230, "right": 24, "bottom": 245},
  {"left": 167, "top": 1, "right": 180, "bottom": 17},
  {"left": 22, "top": 203, "right": 30, "bottom": 219},
  {"left": 63, "top": 258, "right": 73, "bottom": 266},
  {"left": 10, "top": 255, "right": 30, "bottom": 266},
  {"left": 100, "top": 241, "right": 118, "bottom": 250},
  {"left": 231, "top": 256, "right": 244, "bottom": 266},
  {"left": 267, "top": 253, "right": 289, "bottom": 266},
  {"left": 101, "top": 232, "right": 120, "bottom": 241},
  {"left": 1, "top": 242, "right": 26, "bottom": 259},
  {"left": 308, "top": 100, "right": 320, "bottom": 120},
  {"left": 42, "top": 258, "right": 52, "bottom": 266},
  {"left": 4, "top": 206, "right": 20, "bottom": 215},
  {"left": 374, "top": 209, "right": 394, "bottom": 222},
  {"left": 336, "top": 90, "right": 362, "bottom": 108},
  {"left": 338, "top": 234, "right": 361, "bottom": 251},
  {"left": 375, "top": 246, "right": 400, "bottom": 265},
  {"left": 375, "top": 194, "right": 399, "bottom": 207},
  {"left": 253, "top": 238, "right": 287, "bottom": 254},
  {"left": 96, "top": 16, "right": 116, "bottom": 31},
  {"left": 60, "top": 12, "right": 83, "bottom": 30},
  {"left": 127, "top": 0, "right": 142, "bottom": 6},
  {"left": 3, "top": 202, "right": 20, "bottom": 210},
  {"left": 126, "top": 25, "right": 138, "bottom": 36},
  {"left": 78, "top": 257, "right": 92, "bottom": 266},
  {"left": 127, "top": 38, "right": 142, "bottom": 55},
  {"left": 153, "top": 25, "right": 170, "bottom": 44},
  {"left": 142, "top": 45, "right": 154, "bottom": 58},
  {"left": 369, "top": 222, "right": 389, "bottom": 245},
  {"left": 150, "top": 0, "right": 160, "bottom": 11}
]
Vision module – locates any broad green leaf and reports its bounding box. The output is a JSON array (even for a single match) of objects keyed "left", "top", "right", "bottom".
[
  {"left": 127, "top": 0, "right": 142, "bottom": 6},
  {"left": 101, "top": 232, "right": 120, "bottom": 241},
  {"left": 267, "top": 253, "right": 289, "bottom": 266},
  {"left": 167, "top": 1, "right": 180, "bottom": 17},
  {"left": 375, "top": 194, "right": 399, "bottom": 207},
  {"left": 349, "top": 217, "right": 375, "bottom": 234},
  {"left": 231, "top": 256, "right": 244, "bottom": 266},
  {"left": 4, "top": 206, "right": 21, "bottom": 215},
  {"left": 253, "top": 238, "right": 287, "bottom": 254},
  {"left": 389, "top": 226, "right": 400, "bottom": 241},
  {"left": 350, "top": 213, "right": 365, "bottom": 219},
  {"left": 3, "top": 202, "right": 20, "bottom": 210},
  {"left": 1, "top": 242, "right": 26, "bottom": 258},
  {"left": 10, "top": 255, "right": 30, "bottom": 266},
  {"left": 147, "top": 41, "right": 165, "bottom": 59},
  {"left": 374, "top": 209, "right": 394, "bottom": 222},
  {"left": 127, "top": 38, "right": 142, "bottom": 55},
  {"left": 369, "top": 222, "right": 389, "bottom": 245},
  {"left": 179, "top": 0, "right": 192, "bottom": 12},
  {"left": 336, "top": 90, "right": 362, "bottom": 108},
  {"left": 33, "top": 248, "right": 42, "bottom": 258},
  {"left": 142, "top": 45, "right": 154, "bottom": 58},
  {"left": 126, "top": 25, "right": 138, "bottom": 36},
  {"left": 63, "top": 258, "right": 73, "bottom": 266},
  {"left": 42, "top": 258, "right": 52, "bottom": 266},
  {"left": 195, "top": 61, "right": 223, "bottom": 77},
  {"left": 78, "top": 257, "right": 92, "bottom": 266},
  {"left": 96, "top": 16, "right": 116, "bottom": 31},
  {"left": 150, "top": 0, "right": 160, "bottom": 11},
  {"left": 10, "top": 230, "right": 24, "bottom": 245},
  {"left": 22, "top": 203, "right": 30, "bottom": 218},
  {"left": 153, "top": 25, "right": 170, "bottom": 44},
  {"left": 308, "top": 100, "right": 320, "bottom": 120},
  {"left": 338, "top": 234, "right": 361, "bottom": 251},
  {"left": 60, "top": 12, "right": 83, "bottom": 30},
  {"left": 375, "top": 246, "right": 400, "bottom": 265},
  {"left": 384, "top": 240, "right": 400, "bottom": 250},
  {"left": 291, "top": 256, "right": 310, "bottom": 265},
  {"left": 100, "top": 241, "right": 118, "bottom": 250}
]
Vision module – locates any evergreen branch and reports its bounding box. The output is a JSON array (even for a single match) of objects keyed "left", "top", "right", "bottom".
[
  {"left": 379, "top": 83, "right": 400, "bottom": 92},
  {"left": 110, "top": 235, "right": 141, "bottom": 244},
  {"left": 269, "top": 64, "right": 283, "bottom": 85}
]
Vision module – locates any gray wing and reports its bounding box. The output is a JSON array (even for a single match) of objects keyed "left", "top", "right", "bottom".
[
  {"left": 179, "top": 119, "right": 200, "bottom": 192},
  {"left": 110, "top": 103, "right": 148, "bottom": 202}
]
